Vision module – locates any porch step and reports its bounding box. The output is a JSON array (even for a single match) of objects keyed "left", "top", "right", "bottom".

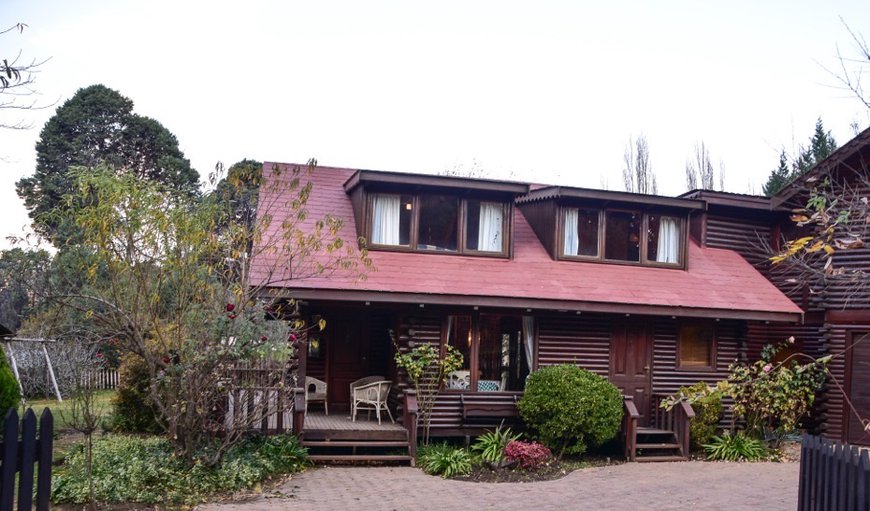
[
  {"left": 302, "top": 440, "right": 410, "bottom": 448},
  {"left": 308, "top": 454, "right": 413, "bottom": 462},
  {"left": 636, "top": 442, "right": 681, "bottom": 450},
  {"left": 635, "top": 455, "right": 688, "bottom": 463}
]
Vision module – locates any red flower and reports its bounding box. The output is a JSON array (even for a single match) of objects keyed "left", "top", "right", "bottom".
[
  {"left": 96, "top": 353, "right": 104, "bottom": 358},
  {"left": 289, "top": 333, "right": 298, "bottom": 341},
  {"left": 163, "top": 355, "right": 171, "bottom": 364},
  {"left": 226, "top": 303, "right": 235, "bottom": 312},
  {"left": 228, "top": 313, "right": 236, "bottom": 320},
  {"left": 261, "top": 335, "right": 268, "bottom": 341}
]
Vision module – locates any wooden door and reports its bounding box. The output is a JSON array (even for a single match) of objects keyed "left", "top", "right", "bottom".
[
  {"left": 327, "top": 317, "right": 370, "bottom": 411},
  {"left": 609, "top": 322, "right": 653, "bottom": 426},
  {"left": 847, "top": 331, "right": 870, "bottom": 445}
]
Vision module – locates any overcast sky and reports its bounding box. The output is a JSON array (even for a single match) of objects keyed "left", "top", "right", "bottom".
[{"left": 3, "top": 0, "right": 870, "bottom": 249}]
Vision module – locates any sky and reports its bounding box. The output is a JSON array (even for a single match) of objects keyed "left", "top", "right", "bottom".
[{"left": 2, "top": 0, "right": 870, "bottom": 249}]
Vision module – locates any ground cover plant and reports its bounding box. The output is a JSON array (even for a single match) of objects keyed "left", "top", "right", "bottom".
[{"left": 52, "top": 434, "right": 308, "bottom": 507}]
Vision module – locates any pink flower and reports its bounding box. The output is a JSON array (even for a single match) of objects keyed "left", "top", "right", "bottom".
[
  {"left": 763, "top": 364, "right": 773, "bottom": 373},
  {"left": 226, "top": 303, "right": 235, "bottom": 312},
  {"left": 96, "top": 353, "right": 104, "bottom": 358},
  {"left": 788, "top": 336, "right": 795, "bottom": 344},
  {"left": 289, "top": 333, "right": 298, "bottom": 342}
]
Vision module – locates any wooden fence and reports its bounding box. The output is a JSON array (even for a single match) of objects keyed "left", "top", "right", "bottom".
[
  {"left": 225, "top": 360, "right": 295, "bottom": 434},
  {"left": 799, "top": 434, "right": 870, "bottom": 511},
  {"left": 82, "top": 368, "right": 119, "bottom": 390},
  {"left": 0, "top": 408, "right": 53, "bottom": 511}
]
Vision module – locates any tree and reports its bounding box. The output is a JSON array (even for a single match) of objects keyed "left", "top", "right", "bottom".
[
  {"left": 0, "top": 248, "right": 51, "bottom": 331},
  {"left": 16, "top": 84, "right": 199, "bottom": 243},
  {"left": 762, "top": 119, "right": 838, "bottom": 196},
  {"left": 763, "top": 151, "right": 792, "bottom": 197},
  {"left": 685, "top": 141, "right": 720, "bottom": 191},
  {"left": 622, "top": 134, "right": 657, "bottom": 194},
  {"left": 828, "top": 18, "right": 870, "bottom": 111},
  {"left": 38, "top": 162, "right": 370, "bottom": 465},
  {"left": 1, "top": 23, "right": 51, "bottom": 130}
]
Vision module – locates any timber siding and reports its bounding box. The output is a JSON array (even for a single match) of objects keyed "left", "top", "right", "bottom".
[{"left": 703, "top": 214, "right": 772, "bottom": 267}]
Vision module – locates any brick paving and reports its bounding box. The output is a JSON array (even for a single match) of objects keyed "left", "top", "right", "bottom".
[{"left": 200, "top": 461, "right": 799, "bottom": 511}]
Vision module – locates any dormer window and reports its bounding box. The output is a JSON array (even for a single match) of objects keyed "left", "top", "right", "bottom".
[
  {"left": 367, "top": 192, "right": 509, "bottom": 256},
  {"left": 559, "top": 207, "right": 684, "bottom": 267}
]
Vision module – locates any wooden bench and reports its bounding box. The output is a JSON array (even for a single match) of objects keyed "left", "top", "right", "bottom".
[{"left": 460, "top": 394, "right": 519, "bottom": 419}]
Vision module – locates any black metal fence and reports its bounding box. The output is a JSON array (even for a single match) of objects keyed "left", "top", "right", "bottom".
[
  {"left": 799, "top": 434, "right": 870, "bottom": 511},
  {"left": 0, "top": 408, "right": 53, "bottom": 511}
]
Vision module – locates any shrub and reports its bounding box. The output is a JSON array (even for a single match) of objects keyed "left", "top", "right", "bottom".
[
  {"left": 109, "top": 354, "right": 161, "bottom": 433},
  {"left": 52, "top": 434, "right": 308, "bottom": 506},
  {"left": 517, "top": 364, "right": 622, "bottom": 456},
  {"left": 503, "top": 440, "right": 552, "bottom": 470},
  {"left": 417, "top": 443, "right": 473, "bottom": 478},
  {"left": 471, "top": 424, "right": 521, "bottom": 464},
  {"left": 0, "top": 353, "right": 20, "bottom": 413},
  {"left": 704, "top": 431, "right": 767, "bottom": 461},
  {"left": 670, "top": 382, "right": 723, "bottom": 451}
]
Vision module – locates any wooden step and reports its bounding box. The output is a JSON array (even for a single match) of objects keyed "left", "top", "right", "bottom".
[
  {"left": 636, "top": 428, "right": 675, "bottom": 435},
  {"left": 635, "top": 455, "right": 688, "bottom": 463},
  {"left": 308, "top": 454, "right": 413, "bottom": 462},
  {"left": 302, "top": 440, "right": 410, "bottom": 448},
  {"left": 636, "top": 442, "right": 681, "bottom": 450}
]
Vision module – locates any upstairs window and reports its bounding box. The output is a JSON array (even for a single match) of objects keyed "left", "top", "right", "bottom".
[
  {"left": 560, "top": 207, "right": 683, "bottom": 267},
  {"left": 371, "top": 194, "right": 412, "bottom": 246},
  {"left": 368, "top": 193, "right": 508, "bottom": 256}
]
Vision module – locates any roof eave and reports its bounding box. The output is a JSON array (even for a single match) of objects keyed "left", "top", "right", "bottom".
[
  {"left": 343, "top": 169, "right": 531, "bottom": 195},
  {"left": 519, "top": 186, "right": 706, "bottom": 210}
]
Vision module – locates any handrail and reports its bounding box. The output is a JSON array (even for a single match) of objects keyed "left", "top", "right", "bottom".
[
  {"left": 403, "top": 390, "right": 419, "bottom": 463},
  {"left": 292, "top": 387, "right": 305, "bottom": 436},
  {"left": 650, "top": 392, "right": 695, "bottom": 457},
  {"left": 623, "top": 396, "right": 640, "bottom": 461}
]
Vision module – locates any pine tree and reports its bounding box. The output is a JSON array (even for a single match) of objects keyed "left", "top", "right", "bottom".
[
  {"left": 762, "top": 119, "right": 838, "bottom": 197},
  {"left": 763, "top": 151, "right": 792, "bottom": 197}
]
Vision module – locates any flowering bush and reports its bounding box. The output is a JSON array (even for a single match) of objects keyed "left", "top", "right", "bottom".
[
  {"left": 503, "top": 440, "right": 552, "bottom": 470},
  {"left": 723, "top": 338, "right": 829, "bottom": 446}
]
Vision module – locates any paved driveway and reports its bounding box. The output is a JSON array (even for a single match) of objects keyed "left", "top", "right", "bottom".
[{"left": 201, "top": 461, "right": 798, "bottom": 511}]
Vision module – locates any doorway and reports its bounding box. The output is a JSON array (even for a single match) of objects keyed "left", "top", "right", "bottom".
[{"left": 609, "top": 322, "right": 653, "bottom": 425}]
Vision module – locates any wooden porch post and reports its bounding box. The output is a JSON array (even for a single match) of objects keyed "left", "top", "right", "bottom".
[{"left": 403, "top": 390, "right": 419, "bottom": 462}]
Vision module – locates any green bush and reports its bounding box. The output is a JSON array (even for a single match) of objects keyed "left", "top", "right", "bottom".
[
  {"left": 108, "top": 354, "right": 161, "bottom": 433},
  {"left": 471, "top": 424, "right": 521, "bottom": 464},
  {"left": 52, "top": 434, "right": 308, "bottom": 506},
  {"left": 517, "top": 365, "right": 622, "bottom": 456},
  {"left": 704, "top": 431, "right": 767, "bottom": 461},
  {"left": 675, "top": 382, "right": 723, "bottom": 451},
  {"left": 0, "top": 353, "right": 20, "bottom": 414},
  {"left": 417, "top": 443, "right": 474, "bottom": 478}
]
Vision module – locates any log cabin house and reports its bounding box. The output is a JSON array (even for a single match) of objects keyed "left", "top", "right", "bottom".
[{"left": 249, "top": 159, "right": 815, "bottom": 464}]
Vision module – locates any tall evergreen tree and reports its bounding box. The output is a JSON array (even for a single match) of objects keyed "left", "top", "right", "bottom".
[
  {"left": 16, "top": 84, "right": 199, "bottom": 243},
  {"left": 762, "top": 118, "right": 838, "bottom": 197}
]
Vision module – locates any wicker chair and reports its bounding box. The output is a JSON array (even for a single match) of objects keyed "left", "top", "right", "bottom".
[
  {"left": 350, "top": 376, "right": 394, "bottom": 425},
  {"left": 305, "top": 376, "right": 328, "bottom": 416}
]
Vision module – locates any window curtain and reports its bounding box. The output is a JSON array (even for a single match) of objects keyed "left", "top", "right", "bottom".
[
  {"left": 563, "top": 208, "right": 579, "bottom": 255},
  {"left": 656, "top": 217, "right": 679, "bottom": 263},
  {"left": 477, "top": 202, "right": 504, "bottom": 252},
  {"left": 521, "top": 316, "right": 534, "bottom": 372},
  {"left": 371, "top": 194, "right": 400, "bottom": 245}
]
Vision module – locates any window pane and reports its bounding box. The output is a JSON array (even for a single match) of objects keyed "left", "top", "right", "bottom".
[
  {"left": 647, "top": 215, "right": 680, "bottom": 264},
  {"left": 478, "top": 315, "right": 524, "bottom": 391},
  {"left": 563, "top": 208, "right": 599, "bottom": 257},
  {"left": 418, "top": 195, "right": 458, "bottom": 251},
  {"left": 679, "top": 323, "right": 714, "bottom": 368},
  {"left": 467, "top": 201, "right": 504, "bottom": 252},
  {"left": 446, "top": 316, "right": 472, "bottom": 390},
  {"left": 371, "top": 193, "right": 412, "bottom": 246},
  {"left": 604, "top": 211, "right": 641, "bottom": 262}
]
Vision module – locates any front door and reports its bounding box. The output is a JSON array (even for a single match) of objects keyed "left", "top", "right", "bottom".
[
  {"left": 609, "top": 322, "right": 653, "bottom": 425},
  {"left": 847, "top": 331, "right": 870, "bottom": 445},
  {"left": 327, "top": 317, "right": 371, "bottom": 411}
]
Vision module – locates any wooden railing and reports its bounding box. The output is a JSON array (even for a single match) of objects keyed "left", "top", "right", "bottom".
[
  {"left": 293, "top": 387, "right": 305, "bottom": 435},
  {"left": 650, "top": 393, "right": 695, "bottom": 456},
  {"left": 403, "top": 390, "right": 419, "bottom": 461},
  {"left": 622, "top": 396, "right": 640, "bottom": 461},
  {"left": 0, "top": 408, "right": 53, "bottom": 511}
]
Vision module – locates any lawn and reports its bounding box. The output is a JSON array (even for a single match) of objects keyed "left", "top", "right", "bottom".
[{"left": 24, "top": 390, "right": 116, "bottom": 430}]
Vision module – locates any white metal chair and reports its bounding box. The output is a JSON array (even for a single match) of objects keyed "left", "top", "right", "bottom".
[
  {"left": 350, "top": 377, "right": 394, "bottom": 425},
  {"left": 305, "top": 376, "right": 328, "bottom": 416}
]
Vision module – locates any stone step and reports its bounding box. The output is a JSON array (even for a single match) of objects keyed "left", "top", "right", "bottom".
[
  {"left": 635, "top": 455, "right": 688, "bottom": 463},
  {"left": 308, "top": 454, "right": 413, "bottom": 463}
]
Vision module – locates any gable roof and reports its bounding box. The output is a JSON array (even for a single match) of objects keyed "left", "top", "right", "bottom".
[{"left": 251, "top": 163, "right": 803, "bottom": 322}]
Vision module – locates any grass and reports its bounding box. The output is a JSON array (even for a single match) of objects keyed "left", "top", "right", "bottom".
[{"left": 24, "top": 390, "right": 116, "bottom": 430}]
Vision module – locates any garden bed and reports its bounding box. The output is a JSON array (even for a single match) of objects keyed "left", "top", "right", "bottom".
[{"left": 453, "top": 455, "right": 622, "bottom": 483}]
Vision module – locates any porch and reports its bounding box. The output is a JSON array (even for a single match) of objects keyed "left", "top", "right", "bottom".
[{"left": 297, "top": 405, "right": 415, "bottom": 464}]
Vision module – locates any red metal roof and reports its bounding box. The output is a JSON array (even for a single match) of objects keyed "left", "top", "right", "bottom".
[{"left": 251, "top": 163, "right": 803, "bottom": 321}]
